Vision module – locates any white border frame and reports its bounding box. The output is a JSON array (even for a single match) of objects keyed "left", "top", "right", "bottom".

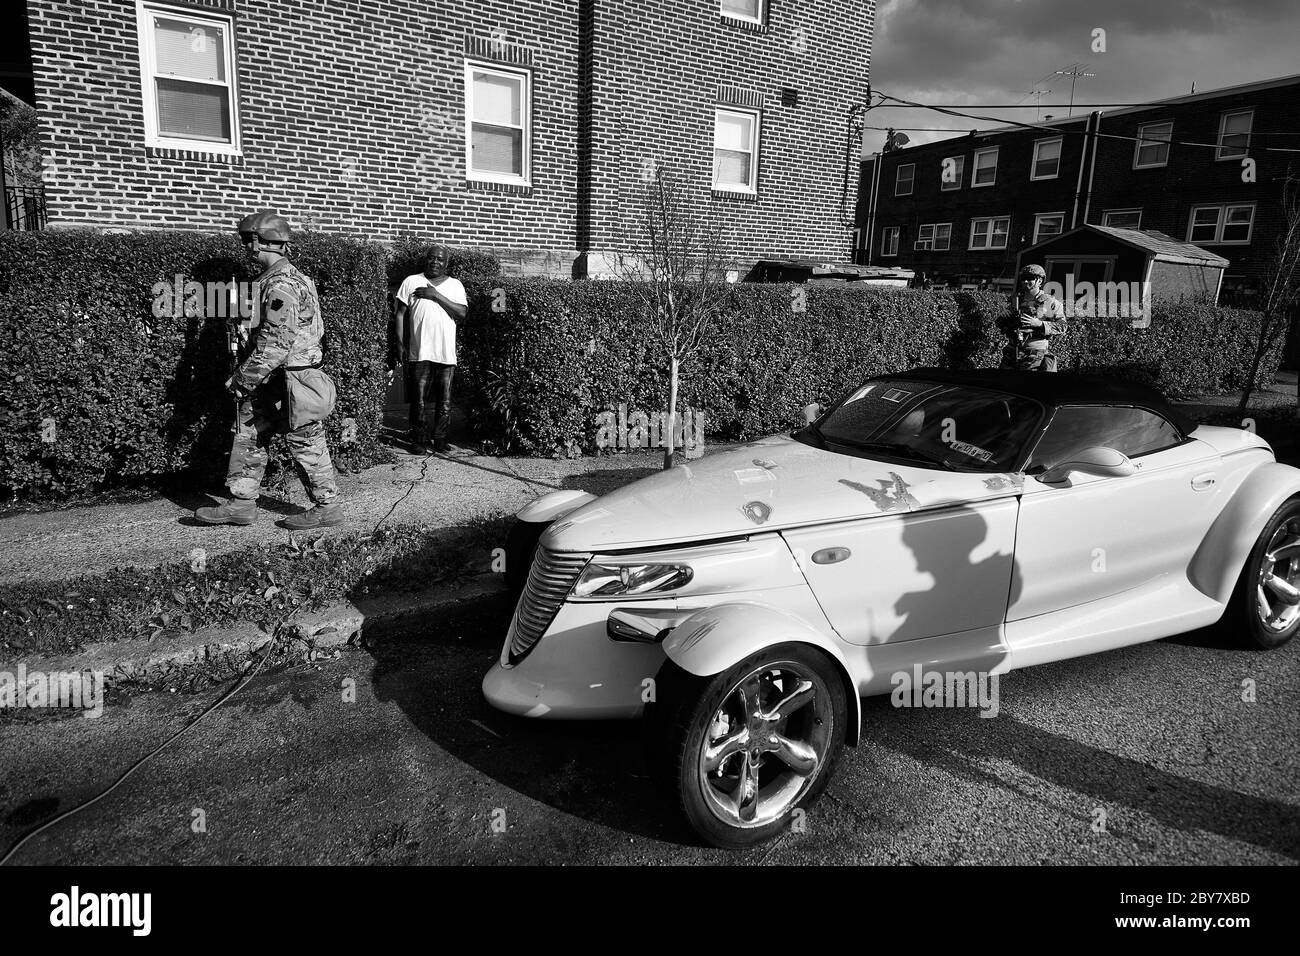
[
  {"left": 1186, "top": 202, "right": 1255, "bottom": 245},
  {"left": 1133, "top": 120, "right": 1172, "bottom": 169},
  {"left": 713, "top": 105, "right": 761, "bottom": 196},
  {"left": 135, "top": 0, "right": 241, "bottom": 155},
  {"left": 972, "top": 146, "right": 998, "bottom": 188},
  {"left": 1102, "top": 208, "right": 1143, "bottom": 229},
  {"left": 1030, "top": 137, "right": 1063, "bottom": 181},
  {"left": 464, "top": 59, "right": 533, "bottom": 187},
  {"left": 895, "top": 162, "right": 914, "bottom": 197},
  {"left": 1032, "top": 211, "right": 1066, "bottom": 244},
  {"left": 1215, "top": 109, "right": 1253, "bottom": 161},
  {"left": 969, "top": 215, "right": 1010, "bottom": 250}
]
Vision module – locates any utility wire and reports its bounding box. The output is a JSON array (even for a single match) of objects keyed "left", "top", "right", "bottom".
[{"left": 871, "top": 90, "right": 1300, "bottom": 153}]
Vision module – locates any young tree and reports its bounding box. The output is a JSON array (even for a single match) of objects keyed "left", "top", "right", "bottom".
[
  {"left": 1238, "top": 173, "right": 1300, "bottom": 417},
  {"left": 616, "top": 165, "right": 735, "bottom": 469}
]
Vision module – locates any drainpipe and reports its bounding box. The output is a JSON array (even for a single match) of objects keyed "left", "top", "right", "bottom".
[
  {"left": 865, "top": 151, "right": 882, "bottom": 263},
  {"left": 1070, "top": 112, "right": 1094, "bottom": 229},
  {"left": 1081, "top": 110, "right": 1103, "bottom": 225}
]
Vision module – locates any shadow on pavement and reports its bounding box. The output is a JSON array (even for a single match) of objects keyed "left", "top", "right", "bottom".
[{"left": 361, "top": 592, "right": 694, "bottom": 845}]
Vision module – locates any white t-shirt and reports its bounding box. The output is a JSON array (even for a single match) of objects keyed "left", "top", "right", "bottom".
[{"left": 396, "top": 273, "right": 467, "bottom": 365}]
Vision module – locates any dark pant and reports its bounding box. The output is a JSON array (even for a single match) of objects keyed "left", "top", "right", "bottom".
[{"left": 407, "top": 360, "right": 454, "bottom": 447}]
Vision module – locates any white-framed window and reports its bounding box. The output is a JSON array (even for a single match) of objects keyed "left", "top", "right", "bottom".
[
  {"left": 713, "top": 106, "right": 761, "bottom": 194},
  {"left": 941, "top": 155, "right": 964, "bottom": 190},
  {"left": 1187, "top": 203, "right": 1255, "bottom": 245},
  {"left": 465, "top": 61, "right": 532, "bottom": 185},
  {"left": 1103, "top": 208, "right": 1143, "bottom": 229},
  {"left": 881, "top": 226, "right": 900, "bottom": 257},
  {"left": 895, "top": 163, "right": 915, "bottom": 196},
  {"left": 1031, "top": 137, "right": 1062, "bottom": 180},
  {"left": 915, "top": 223, "right": 952, "bottom": 251},
  {"left": 969, "top": 216, "right": 1010, "bottom": 250},
  {"left": 1216, "top": 109, "right": 1253, "bottom": 160},
  {"left": 1133, "top": 121, "right": 1172, "bottom": 168},
  {"left": 1033, "top": 212, "right": 1065, "bottom": 244},
  {"left": 135, "top": 2, "right": 240, "bottom": 153},
  {"left": 972, "top": 147, "right": 998, "bottom": 187},
  {"left": 720, "top": 0, "right": 765, "bottom": 25}
]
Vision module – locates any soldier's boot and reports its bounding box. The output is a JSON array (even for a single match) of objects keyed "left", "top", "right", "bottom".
[
  {"left": 283, "top": 502, "right": 344, "bottom": 531},
  {"left": 194, "top": 497, "right": 258, "bottom": 526}
]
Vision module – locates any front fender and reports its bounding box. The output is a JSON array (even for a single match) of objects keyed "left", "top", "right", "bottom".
[
  {"left": 661, "top": 602, "right": 861, "bottom": 745},
  {"left": 1189, "top": 462, "right": 1300, "bottom": 605},
  {"left": 517, "top": 489, "right": 596, "bottom": 523}
]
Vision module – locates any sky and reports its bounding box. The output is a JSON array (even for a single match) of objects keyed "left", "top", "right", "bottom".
[{"left": 864, "top": 0, "right": 1300, "bottom": 154}]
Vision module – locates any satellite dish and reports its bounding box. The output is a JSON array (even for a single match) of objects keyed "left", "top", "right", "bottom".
[{"left": 892, "top": 132, "right": 910, "bottom": 146}]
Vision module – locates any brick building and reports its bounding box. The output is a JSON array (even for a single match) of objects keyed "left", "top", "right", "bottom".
[
  {"left": 18, "top": 0, "right": 874, "bottom": 275},
  {"left": 856, "top": 74, "right": 1300, "bottom": 296}
]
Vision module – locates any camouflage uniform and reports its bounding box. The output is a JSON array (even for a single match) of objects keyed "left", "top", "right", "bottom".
[
  {"left": 226, "top": 258, "right": 339, "bottom": 503},
  {"left": 1001, "top": 287, "right": 1067, "bottom": 372}
]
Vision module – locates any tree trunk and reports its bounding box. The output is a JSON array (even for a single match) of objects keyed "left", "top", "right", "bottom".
[
  {"left": 663, "top": 354, "right": 679, "bottom": 470},
  {"left": 1237, "top": 310, "right": 1275, "bottom": 418}
]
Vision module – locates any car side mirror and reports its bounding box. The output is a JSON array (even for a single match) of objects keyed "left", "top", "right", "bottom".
[
  {"left": 1037, "top": 445, "right": 1136, "bottom": 484},
  {"left": 802, "top": 402, "right": 822, "bottom": 424}
]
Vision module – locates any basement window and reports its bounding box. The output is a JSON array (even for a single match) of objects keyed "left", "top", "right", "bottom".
[{"left": 136, "top": 3, "right": 240, "bottom": 154}]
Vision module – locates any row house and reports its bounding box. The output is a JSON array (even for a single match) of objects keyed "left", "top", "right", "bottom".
[
  {"left": 856, "top": 73, "right": 1300, "bottom": 297},
  {"left": 15, "top": 0, "right": 876, "bottom": 275}
]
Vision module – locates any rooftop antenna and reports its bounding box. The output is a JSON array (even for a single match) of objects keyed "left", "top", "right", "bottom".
[
  {"left": 1013, "top": 89, "right": 1053, "bottom": 121},
  {"left": 1053, "top": 63, "right": 1097, "bottom": 117}
]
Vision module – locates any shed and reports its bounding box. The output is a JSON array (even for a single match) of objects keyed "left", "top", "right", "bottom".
[{"left": 1017, "top": 225, "right": 1230, "bottom": 327}]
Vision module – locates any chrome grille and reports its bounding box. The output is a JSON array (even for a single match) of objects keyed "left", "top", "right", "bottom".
[{"left": 509, "top": 549, "right": 590, "bottom": 662}]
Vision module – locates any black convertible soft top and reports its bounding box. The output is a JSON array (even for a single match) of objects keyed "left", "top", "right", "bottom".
[{"left": 879, "top": 367, "right": 1197, "bottom": 437}]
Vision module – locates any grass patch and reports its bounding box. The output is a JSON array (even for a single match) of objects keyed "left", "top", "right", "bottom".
[{"left": 0, "top": 515, "right": 514, "bottom": 660}]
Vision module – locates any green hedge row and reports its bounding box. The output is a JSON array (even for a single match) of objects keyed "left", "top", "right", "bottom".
[
  {"left": 456, "top": 282, "right": 1283, "bottom": 455},
  {"left": 0, "top": 230, "right": 391, "bottom": 500}
]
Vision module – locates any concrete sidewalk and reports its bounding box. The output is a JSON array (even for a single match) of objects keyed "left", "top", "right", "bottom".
[{"left": 0, "top": 445, "right": 699, "bottom": 585}]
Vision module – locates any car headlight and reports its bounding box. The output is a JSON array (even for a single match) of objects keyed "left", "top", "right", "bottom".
[{"left": 571, "top": 561, "right": 694, "bottom": 598}]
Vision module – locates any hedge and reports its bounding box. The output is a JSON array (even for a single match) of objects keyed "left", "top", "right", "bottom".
[
  {"left": 456, "top": 281, "right": 1284, "bottom": 455},
  {"left": 0, "top": 229, "right": 390, "bottom": 500}
]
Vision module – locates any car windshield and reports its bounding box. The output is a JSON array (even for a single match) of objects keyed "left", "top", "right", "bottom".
[{"left": 798, "top": 379, "right": 1044, "bottom": 473}]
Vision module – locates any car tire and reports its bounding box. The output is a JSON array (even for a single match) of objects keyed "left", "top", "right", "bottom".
[
  {"left": 504, "top": 518, "right": 549, "bottom": 595},
  {"left": 1224, "top": 496, "right": 1300, "bottom": 650},
  {"left": 651, "top": 643, "right": 847, "bottom": 849}
]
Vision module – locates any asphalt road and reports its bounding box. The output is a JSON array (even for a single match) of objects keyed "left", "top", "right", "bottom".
[{"left": 1, "top": 591, "right": 1296, "bottom": 865}]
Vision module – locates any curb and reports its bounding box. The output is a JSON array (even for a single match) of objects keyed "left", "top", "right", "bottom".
[{"left": 4, "top": 575, "right": 507, "bottom": 689}]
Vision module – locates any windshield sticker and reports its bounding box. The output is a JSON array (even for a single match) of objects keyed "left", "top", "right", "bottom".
[
  {"left": 841, "top": 385, "right": 875, "bottom": 407},
  {"left": 947, "top": 440, "right": 993, "bottom": 463}
]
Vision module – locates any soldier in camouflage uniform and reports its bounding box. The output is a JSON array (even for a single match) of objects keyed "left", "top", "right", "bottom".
[
  {"left": 195, "top": 212, "right": 344, "bottom": 530},
  {"left": 1000, "top": 263, "right": 1067, "bottom": 372}
]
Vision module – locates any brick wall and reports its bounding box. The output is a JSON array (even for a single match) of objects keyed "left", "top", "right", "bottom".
[{"left": 27, "top": 0, "right": 874, "bottom": 273}]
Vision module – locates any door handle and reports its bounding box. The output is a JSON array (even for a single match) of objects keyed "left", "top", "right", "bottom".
[{"left": 1191, "top": 473, "right": 1216, "bottom": 491}]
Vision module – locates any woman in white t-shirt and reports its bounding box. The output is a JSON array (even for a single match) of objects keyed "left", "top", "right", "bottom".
[{"left": 393, "top": 245, "right": 468, "bottom": 453}]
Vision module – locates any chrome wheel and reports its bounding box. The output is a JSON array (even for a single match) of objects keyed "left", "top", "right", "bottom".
[
  {"left": 697, "top": 661, "right": 832, "bottom": 829},
  {"left": 1256, "top": 515, "right": 1300, "bottom": 632}
]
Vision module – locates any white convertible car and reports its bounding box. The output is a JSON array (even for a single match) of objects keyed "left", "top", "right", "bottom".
[{"left": 482, "top": 368, "right": 1300, "bottom": 847}]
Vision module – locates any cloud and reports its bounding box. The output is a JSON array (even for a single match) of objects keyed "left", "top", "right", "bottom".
[{"left": 865, "top": 0, "right": 1300, "bottom": 152}]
